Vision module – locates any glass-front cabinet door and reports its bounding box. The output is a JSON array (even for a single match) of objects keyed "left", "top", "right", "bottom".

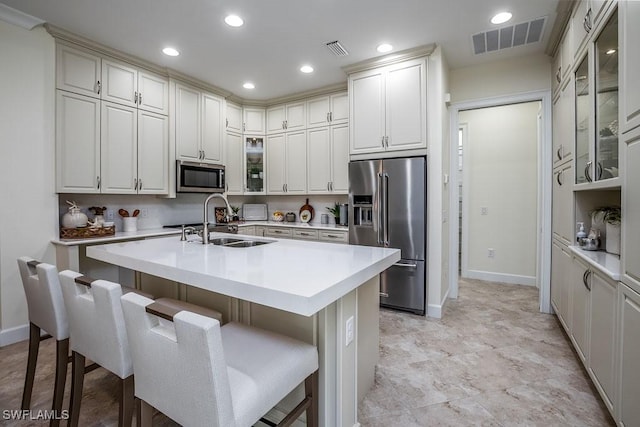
[
  {"left": 245, "top": 136, "right": 264, "bottom": 193},
  {"left": 575, "top": 56, "right": 590, "bottom": 184},
  {"left": 594, "top": 10, "right": 618, "bottom": 181}
]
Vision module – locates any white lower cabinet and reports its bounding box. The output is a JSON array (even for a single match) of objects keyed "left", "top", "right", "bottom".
[
  {"left": 617, "top": 283, "right": 640, "bottom": 425},
  {"left": 588, "top": 271, "right": 616, "bottom": 411},
  {"left": 240, "top": 225, "right": 347, "bottom": 244},
  {"left": 265, "top": 227, "right": 292, "bottom": 239},
  {"left": 292, "top": 229, "right": 319, "bottom": 240},
  {"left": 318, "top": 230, "right": 348, "bottom": 243},
  {"left": 571, "top": 257, "right": 591, "bottom": 362},
  {"left": 551, "top": 240, "right": 572, "bottom": 329}
]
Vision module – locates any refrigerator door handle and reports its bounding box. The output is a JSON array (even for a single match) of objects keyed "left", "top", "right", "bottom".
[
  {"left": 383, "top": 173, "right": 389, "bottom": 245},
  {"left": 377, "top": 172, "right": 384, "bottom": 245},
  {"left": 393, "top": 262, "right": 418, "bottom": 268}
]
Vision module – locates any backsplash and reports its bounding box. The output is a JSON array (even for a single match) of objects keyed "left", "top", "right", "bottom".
[{"left": 58, "top": 194, "right": 348, "bottom": 230}]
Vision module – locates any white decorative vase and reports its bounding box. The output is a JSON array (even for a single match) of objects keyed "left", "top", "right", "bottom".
[
  {"left": 62, "top": 207, "right": 88, "bottom": 228},
  {"left": 605, "top": 222, "right": 620, "bottom": 255}
]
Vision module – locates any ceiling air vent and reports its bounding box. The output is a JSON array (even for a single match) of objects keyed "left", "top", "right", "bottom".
[
  {"left": 326, "top": 40, "right": 349, "bottom": 57},
  {"left": 472, "top": 17, "right": 546, "bottom": 55}
]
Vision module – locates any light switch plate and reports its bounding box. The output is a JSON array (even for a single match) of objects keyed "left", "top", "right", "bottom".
[{"left": 345, "top": 316, "right": 354, "bottom": 346}]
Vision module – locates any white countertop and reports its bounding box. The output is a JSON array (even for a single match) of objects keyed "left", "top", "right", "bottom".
[
  {"left": 52, "top": 228, "right": 181, "bottom": 246},
  {"left": 569, "top": 246, "right": 621, "bottom": 281},
  {"left": 87, "top": 234, "right": 399, "bottom": 316}
]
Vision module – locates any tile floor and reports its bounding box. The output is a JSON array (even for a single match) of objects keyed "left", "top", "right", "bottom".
[
  {"left": 358, "top": 278, "right": 615, "bottom": 426},
  {"left": 0, "top": 278, "right": 614, "bottom": 426}
]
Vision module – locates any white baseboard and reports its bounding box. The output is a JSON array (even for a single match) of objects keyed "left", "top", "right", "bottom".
[
  {"left": 0, "top": 323, "right": 29, "bottom": 347},
  {"left": 464, "top": 270, "right": 536, "bottom": 286},
  {"left": 427, "top": 287, "right": 450, "bottom": 319}
]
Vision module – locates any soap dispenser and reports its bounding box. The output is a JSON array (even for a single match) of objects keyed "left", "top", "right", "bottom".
[{"left": 576, "top": 222, "right": 587, "bottom": 245}]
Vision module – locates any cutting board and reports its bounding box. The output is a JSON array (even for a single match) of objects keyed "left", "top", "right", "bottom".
[{"left": 299, "top": 198, "right": 314, "bottom": 222}]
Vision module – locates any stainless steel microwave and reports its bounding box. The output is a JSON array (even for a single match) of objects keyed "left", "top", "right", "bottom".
[{"left": 176, "top": 160, "right": 225, "bottom": 193}]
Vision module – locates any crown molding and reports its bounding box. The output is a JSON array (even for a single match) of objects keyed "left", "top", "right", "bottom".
[
  {"left": 342, "top": 44, "right": 436, "bottom": 75},
  {"left": 545, "top": 0, "right": 576, "bottom": 56},
  {"left": 45, "top": 24, "right": 346, "bottom": 106},
  {"left": 0, "top": 4, "right": 44, "bottom": 30}
]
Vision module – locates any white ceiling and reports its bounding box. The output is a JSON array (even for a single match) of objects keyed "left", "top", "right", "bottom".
[{"left": 0, "top": 0, "right": 560, "bottom": 101}]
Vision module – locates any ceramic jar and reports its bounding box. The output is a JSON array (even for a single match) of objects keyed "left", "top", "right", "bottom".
[{"left": 62, "top": 207, "right": 88, "bottom": 228}]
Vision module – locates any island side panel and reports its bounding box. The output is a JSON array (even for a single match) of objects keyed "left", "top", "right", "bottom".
[
  {"left": 337, "top": 289, "right": 358, "bottom": 427},
  {"left": 357, "top": 275, "right": 380, "bottom": 403}
]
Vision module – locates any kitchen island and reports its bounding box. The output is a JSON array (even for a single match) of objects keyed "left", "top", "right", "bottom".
[{"left": 87, "top": 233, "right": 400, "bottom": 426}]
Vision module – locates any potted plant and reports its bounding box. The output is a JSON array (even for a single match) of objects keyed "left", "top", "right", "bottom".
[
  {"left": 326, "top": 203, "right": 340, "bottom": 224},
  {"left": 591, "top": 206, "right": 621, "bottom": 255},
  {"left": 249, "top": 167, "right": 260, "bottom": 178},
  {"left": 230, "top": 206, "right": 240, "bottom": 222}
]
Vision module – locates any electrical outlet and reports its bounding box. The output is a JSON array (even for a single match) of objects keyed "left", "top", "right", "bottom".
[
  {"left": 140, "top": 208, "right": 149, "bottom": 218},
  {"left": 488, "top": 248, "right": 495, "bottom": 258},
  {"left": 481, "top": 206, "right": 488, "bottom": 215},
  {"left": 345, "top": 316, "right": 354, "bottom": 346},
  {"left": 105, "top": 209, "right": 114, "bottom": 221}
]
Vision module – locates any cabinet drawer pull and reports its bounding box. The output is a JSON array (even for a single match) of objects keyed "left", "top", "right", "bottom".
[
  {"left": 326, "top": 234, "right": 341, "bottom": 238},
  {"left": 300, "top": 232, "right": 312, "bottom": 236},
  {"left": 393, "top": 262, "right": 417, "bottom": 268}
]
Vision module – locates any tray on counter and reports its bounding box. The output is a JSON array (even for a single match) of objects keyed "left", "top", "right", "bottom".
[{"left": 60, "top": 225, "right": 115, "bottom": 240}]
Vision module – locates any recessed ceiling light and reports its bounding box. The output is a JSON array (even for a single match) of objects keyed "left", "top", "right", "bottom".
[
  {"left": 606, "top": 49, "right": 616, "bottom": 55},
  {"left": 225, "top": 14, "right": 244, "bottom": 27},
  {"left": 300, "top": 65, "right": 314, "bottom": 73},
  {"left": 491, "top": 12, "right": 512, "bottom": 24},
  {"left": 162, "top": 47, "right": 180, "bottom": 57},
  {"left": 243, "top": 82, "right": 255, "bottom": 89},
  {"left": 377, "top": 43, "right": 393, "bottom": 53}
]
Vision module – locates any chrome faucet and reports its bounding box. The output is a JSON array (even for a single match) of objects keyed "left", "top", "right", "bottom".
[{"left": 202, "top": 193, "right": 232, "bottom": 244}]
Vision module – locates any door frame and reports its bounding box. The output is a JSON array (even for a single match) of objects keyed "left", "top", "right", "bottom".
[{"left": 448, "top": 90, "right": 553, "bottom": 314}]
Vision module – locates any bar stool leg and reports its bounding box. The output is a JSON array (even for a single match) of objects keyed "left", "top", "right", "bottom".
[
  {"left": 119, "top": 375, "right": 135, "bottom": 427},
  {"left": 49, "top": 338, "right": 69, "bottom": 427},
  {"left": 140, "top": 400, "right": 154, "bottom": 427},
  {"left": 68, "top": 351, "right": 85, "bottom": 427},
  {"left": 21, "top": 322, "right": 40, "bottom": 410},
  {"left": 305, "top": 371, "right": 319, "bottom": 427}
]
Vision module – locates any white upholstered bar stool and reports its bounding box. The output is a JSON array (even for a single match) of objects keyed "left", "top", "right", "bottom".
[
  {"left": 58, "top": 270, "right": 224, "bottom": 426},
  {"left": 17, "top": 257, "right": 68, "bottom": 427},
  {"left": 120, "top": 292, "right": 319, "bottom": 427}
]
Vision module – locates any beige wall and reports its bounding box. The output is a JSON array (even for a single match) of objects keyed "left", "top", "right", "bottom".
[
  {"left": 0, "top": 20, "right": 57, "bottom": 343},
  {"left": 459, "top": 102, "right": 540, "bottom": 284},
  {"left": 450, "top": 53, "right": 551, "bottom": 103}
]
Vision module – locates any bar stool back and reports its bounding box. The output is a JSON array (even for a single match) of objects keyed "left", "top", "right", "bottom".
[
  {"left": 58, "top": 270, "right": 136, "bottom": 427},
  {"left": 121, "top": 292, "right": 319, "bottom": 427},
  {"left": 17, "top": 257, "right": 68, "bottom": 427}
]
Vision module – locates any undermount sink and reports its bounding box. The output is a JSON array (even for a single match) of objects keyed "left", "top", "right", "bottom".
[{"left": 208, "top": 237, "right": 273, "bottom": 247}]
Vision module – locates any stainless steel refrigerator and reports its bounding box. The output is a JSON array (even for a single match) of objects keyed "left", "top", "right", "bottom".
[{"left": 348, "top": 157, "right": 427, "bottom": 315}]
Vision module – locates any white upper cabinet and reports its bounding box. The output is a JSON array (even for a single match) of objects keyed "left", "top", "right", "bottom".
[
  {"left": 349, "top": 57, "right": 426, "bottom": 155},
  {"left": 101, "top": 59, "right": 138, "bottom": 108},
  {"left": 138, "top": 70, "right": 169, "bottom": 115},
  {"left": 175, "top": 82, "right": 223, "bottom": 164},
  {"left": 224, "top": 132, "right": 244, "bottom": 194},
  {"left": 621, "top": 0, "right": 640, "bottom": 133},
  {"left": 553, "top": 78, "right": 574, "bottom": 167},
  {"left": 55, "top": 91, "right": 101, "bottom": 193},
  {"left": 100, "top": 101, "right": 138, "bottom": 193},
  {"left": 266, "top": 131, "right": 307, "bottom": 194},
  {"left": 202, "top": 93, "right": 224, "bottom": 163},
  {"left": 102, "top": 59, "right": 168, "bottom": 114},
  {"left": 226, "top": 102, "right": 243, "bottom": 134},
  {"left": 56, "top": 44, "right": 102, "bottom": 98},
  {"left": 267, "top": 102, "right": 305, "bottom": 134},
  {"left": 175, "top": 83, "right": 201, "bottom": 162},
  {"left": 137, "top": 110, "right": 169, "bottom": 194},
  {"left": 243, "top": 107, "right": 266, "bottom": 134},
  {"left": 307, "top": 92, "right": 348, "bottom": 128},
  {"left": 307, "top": 124, "right": 348, "bottom": 194}
]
